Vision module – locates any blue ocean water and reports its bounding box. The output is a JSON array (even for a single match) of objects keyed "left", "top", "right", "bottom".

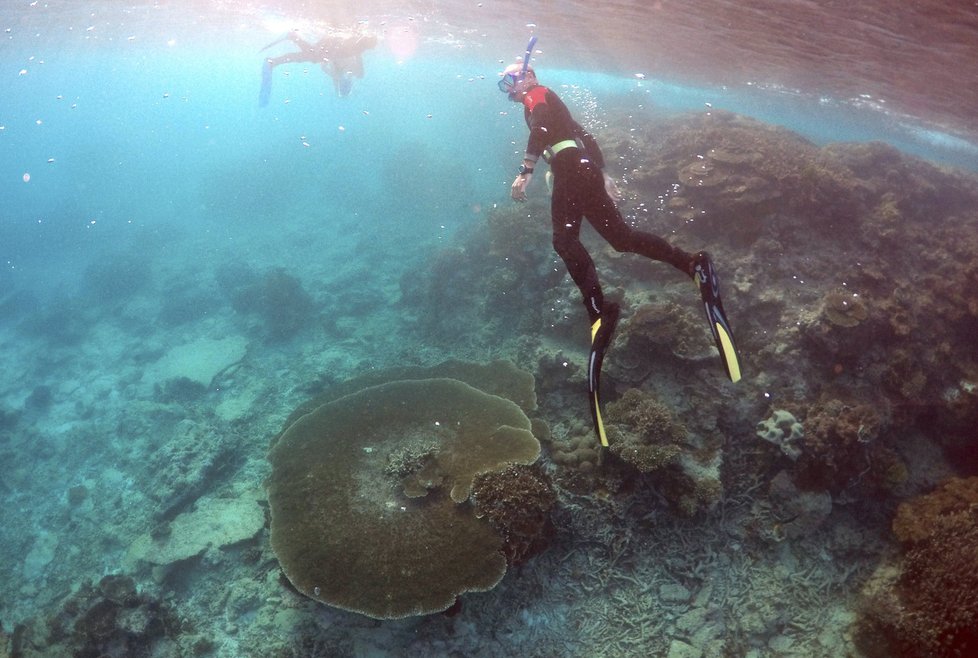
[{"left": 4, "top": 27, "right": 976, "bottom": 299}]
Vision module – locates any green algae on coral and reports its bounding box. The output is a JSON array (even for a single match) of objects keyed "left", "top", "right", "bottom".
[{"left": 266, "top": 377, "right": 541, "bottom": 619}]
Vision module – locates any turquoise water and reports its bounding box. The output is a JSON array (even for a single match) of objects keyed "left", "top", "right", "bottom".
[{"left": 4, "top": 31, "right": 976, "bottom": 294}]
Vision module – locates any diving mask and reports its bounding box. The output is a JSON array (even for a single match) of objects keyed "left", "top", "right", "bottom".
[{"left": 498, "top": 35, "right": 537, "bottom": 97}]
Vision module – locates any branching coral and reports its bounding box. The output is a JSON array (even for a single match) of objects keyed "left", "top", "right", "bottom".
[
  {"left": 891, "top": 476, "right": 978, "bottom": 544},
  {"left": 855, "top": 477, "right": 978, "bottom": 657},
  {"left": 598, "top": 388, "right": 721, "bottom": 515},
  {"left": 471, "top": 464, "right": 557, "bottom": 565},
  {"left": 795, "top": 397, "right": 901, "bottom": 493},
  {"left": 605, "top": 388, "right": 687, "bottom": 448}
]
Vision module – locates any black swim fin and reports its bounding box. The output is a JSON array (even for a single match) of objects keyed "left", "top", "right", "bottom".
[
  {"left": 691, "top": 251, "right": 742, "bottom": 383},
  {"left": 587, "top": 303, "right": 620, "bottom": 447}
]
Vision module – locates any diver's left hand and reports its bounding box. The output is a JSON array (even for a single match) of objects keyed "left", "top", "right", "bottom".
[{"left": 511, "top": 174, "right": 531, "bottom": 202}]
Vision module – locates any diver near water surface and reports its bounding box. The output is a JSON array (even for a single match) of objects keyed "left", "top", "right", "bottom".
[
  {"left": 259, "top": 30, "right": 378, "bottom": 104},
  {"left": 499, "top": 37, "right": 742, "bottom": 447}
]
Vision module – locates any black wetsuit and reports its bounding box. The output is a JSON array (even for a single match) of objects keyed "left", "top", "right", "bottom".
[{"left": 520, "top": 84, "right": 692, "bottom": 321}]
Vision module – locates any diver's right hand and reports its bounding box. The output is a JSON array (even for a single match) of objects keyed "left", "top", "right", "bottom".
[{"left": 511, "top": 174, "right": 531, "bottom": 201}]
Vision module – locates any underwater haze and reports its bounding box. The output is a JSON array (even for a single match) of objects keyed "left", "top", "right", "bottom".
[{"left": 2, "top": 1, "right": 978, "bottom": 657}]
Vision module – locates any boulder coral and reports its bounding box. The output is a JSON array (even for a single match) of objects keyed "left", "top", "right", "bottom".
[
  {"left": 756, "top": 409, "right": 804, "bottom": 460},
  {"left": 266, "top": 376, "right": 542, "bottom": 619}
]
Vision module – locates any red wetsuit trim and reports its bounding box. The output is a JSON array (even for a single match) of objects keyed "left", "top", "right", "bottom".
[{"left": 521, "top": 85, "right": 548, "bottom": 112}]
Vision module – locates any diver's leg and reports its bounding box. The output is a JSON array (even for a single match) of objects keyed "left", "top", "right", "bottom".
[
  {"left": 552, "top": 182, "right": 603, "bottom": 322},
  {"left": 554, "top": 176, "right": 620, "bottom": 446},
  {"left": 265, "top": 53, "right": 304, "bottom": 68},
  {"left": 585, "top": 183, "right": 693, "bottom": 275},
  {"left": 289, "top": 33, "right": 315, "bottom": 51}
]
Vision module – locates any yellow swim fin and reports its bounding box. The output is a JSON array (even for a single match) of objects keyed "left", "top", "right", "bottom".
[
  {"left": 691, "top": 251, "right": 742, "bottom": 383},
  {"left": 587, "top": 303, "right": 620, "bottom": 447}
]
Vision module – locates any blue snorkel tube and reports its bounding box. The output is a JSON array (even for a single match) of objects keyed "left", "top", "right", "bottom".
[{"left": 521, "top": 35, "right": 537, "bottom": 80}]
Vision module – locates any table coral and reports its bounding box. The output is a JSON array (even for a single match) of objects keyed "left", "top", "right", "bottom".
[
  {"left": 266, "top": 377, "right": 542, "bottom": 619},
  {"left": 821, "top": 291, "right": 868, "bottom": 328}
]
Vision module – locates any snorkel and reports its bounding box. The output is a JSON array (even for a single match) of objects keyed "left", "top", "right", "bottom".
[
  {"left": 499, "top": 35, "right": 538, "bottom": 99},
  {"left": 520, "top": 35, "right": 537, "bottom": 80}
]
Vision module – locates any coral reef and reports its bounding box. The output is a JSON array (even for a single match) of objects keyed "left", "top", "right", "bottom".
[
  {"left": 82, "top": 251, "right": 153, "bottom": 304},
  {"left": 756, "top": 409, "right": 804, "bottom": 460},
  {"left": 611, "top": 303, "right": 715, "bottom": 384},
  {"left": 266, "top": 376, "right": 542, "bottom": 619},
  {"left": 854, "top": 477, "right": 978, "bottom": 657},
  {"left": 891, "top": 475, "right": 978, "bottom": 544},
  {"left": 794, "top": 396, "right": 904, "bottom": 493},
  {"left": 758, "top": 470, "right": 833, "bottom": 541},
  {"left": 126, "top": 491, "right": 265, "bottom": 570},
  {"left": 228, "top": 267, "right": 317, "bottom": 340},
  {"left": 470, "top": 464, "right": 557, "bottom": 565},
  {"left": 11, "top": 575, "right": 181, "bottom": 657},
  {"left": 605, "top": 388, "right": 687, "bottom": 473},
  {"left": 140, "top": 417, "right": 242, "bottom": 521}
]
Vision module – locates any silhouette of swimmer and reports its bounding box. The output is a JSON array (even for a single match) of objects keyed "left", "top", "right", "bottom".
[{"left": 259, "top": 31, "right": 378, "bottom": 105}]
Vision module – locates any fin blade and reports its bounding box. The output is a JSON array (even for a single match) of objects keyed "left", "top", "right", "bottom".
[
  {"left": 592, "top": 391, "right": 609, "bottom": 447},
  {"left": 587, "top": 304, "right": 619, "bottom": 446},
  {"left": 693, "top": 252, "right": 743, "bottom": 383},
  {"left": 714, "top": 321, "right": 742, "bottom": 383},
  {"left": 259, "top": 61, "right": 273, "bottom": 107}
]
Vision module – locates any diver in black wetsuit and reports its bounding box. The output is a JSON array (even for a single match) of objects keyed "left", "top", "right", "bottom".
[
  {"left": 499, "top": 52, "right": 741, "bottom": 445},
  {"left": 501, "top": 61, "right": 696, "bottom": 323},
  {"left": 260, "top": 31, "right": 378, "bottom": 103}
]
